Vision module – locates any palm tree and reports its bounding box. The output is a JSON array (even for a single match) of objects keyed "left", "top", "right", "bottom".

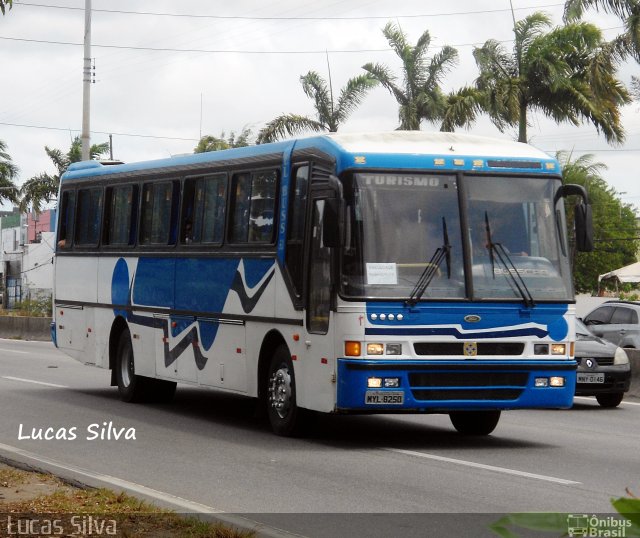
[
  {"left": 473, "top": 12, "right": 630, "bottom": 144},
  {"left": 362, "top": 22, "right": 459, "bottom": 130},
  {"left": 0, "top": 1, "right": 12, "bottom": 15},
  {"left": 194, "top": 128, "right": 252, "bottom": 152},
  {"left": 256, "top": 70, "right": 377, "bottom": 144},
  {"left": 20, "top": 136, "right": 109, "bottom": 212},
  {"left": 558, "top": 151, "right": 639, "bottom": 291},
  {"left": 564, "top": 0, "right": 640, "bottom": 60},
  {"left": 0, "top": 140, "right": 19, "bottom": 204}
]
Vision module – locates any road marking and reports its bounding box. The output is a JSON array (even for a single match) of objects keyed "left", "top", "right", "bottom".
[
  {"left": 1, "top": 376, "right": 68, "bottom": 388},
  {"left": 574, "top": 396, "right": 640, "bottom": 407},
  {"left": 385, "top": 448, "right": 580, "bottom": 485},
  {"left": 0, "top": 443, "right": 304, "bottom": 538},
  {"left": 0, "top": 348, "right": 29, "bottom": 354}
]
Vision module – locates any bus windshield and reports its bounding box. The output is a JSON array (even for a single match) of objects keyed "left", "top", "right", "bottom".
[{"left": 341, "top": 172, "right": 573, "bottom": 302}]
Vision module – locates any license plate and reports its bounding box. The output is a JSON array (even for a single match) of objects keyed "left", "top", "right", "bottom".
[
  {"left": 577, "top": 373, "right": 605, "bottom": 384},
  {"left": 365, "top": 391, "right": 404, "bottom": 405}
]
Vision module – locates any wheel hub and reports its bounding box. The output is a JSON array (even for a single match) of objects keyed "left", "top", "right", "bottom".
[{"left": 268, "top": 367, "right": 292, "bottom": 419}]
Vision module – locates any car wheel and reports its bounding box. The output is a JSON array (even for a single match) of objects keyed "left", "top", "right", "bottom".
[
  {"left": 595, "top": 392, "right": 624, "bottom": 408},
  {"left": 449, "top": 410, "right": 501, "bottom": 435}
]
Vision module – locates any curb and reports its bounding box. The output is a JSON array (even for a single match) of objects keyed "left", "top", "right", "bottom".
[{"left": 0, "top": 442, "right": 306, "bottom": 538}]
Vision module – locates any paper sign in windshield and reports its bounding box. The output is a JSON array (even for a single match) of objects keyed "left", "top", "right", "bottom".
[{"left": 366, "top": 263, "right": 398, "bottom": 285}]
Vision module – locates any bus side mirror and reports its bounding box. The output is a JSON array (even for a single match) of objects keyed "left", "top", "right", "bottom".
[
  {"left": 575, "top": 203, "right": 594, "bottom": 252},
  {"left": 323, "top": 198, "right": 341, "bottom": 248}
]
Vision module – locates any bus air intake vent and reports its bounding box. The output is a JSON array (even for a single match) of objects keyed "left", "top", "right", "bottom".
[
  {"left": 413, "top": 342, "right": 524, "bottom": 356},
  {"left": 409, "top": 371, "right": 528, "bottom": 401},
  {"left": 487, "top": 160, "right": 542, "bottom": 169}
]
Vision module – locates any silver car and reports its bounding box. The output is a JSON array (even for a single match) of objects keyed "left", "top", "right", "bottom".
[
  {"left": 575, "top": 318, "right": 631, "bottom": 407},
  {"left": 583, "top": 300, "right": 640, "bottom": 348}
]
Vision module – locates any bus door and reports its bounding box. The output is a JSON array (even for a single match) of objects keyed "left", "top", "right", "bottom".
[{"left": 299, "top": 189, "right": 339, "bottom": 412}]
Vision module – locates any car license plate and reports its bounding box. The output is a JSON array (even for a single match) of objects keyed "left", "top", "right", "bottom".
[
  {"left": 365, "top": 391, "right": 404, "bottom": 405},
  {"left": 577, "top": 373, "right": 605, "bottom": 384}
]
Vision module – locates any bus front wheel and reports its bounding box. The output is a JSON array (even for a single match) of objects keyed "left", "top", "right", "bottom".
[
  {"left": 267, "top": 346, "right": 307, "bottom": 436},
  {"left": 449, "top": 410, "right": 501, "bottom": 435}
]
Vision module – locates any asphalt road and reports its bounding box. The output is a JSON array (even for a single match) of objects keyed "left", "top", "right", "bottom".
[{"left": 0, "top": 339, "right": 638, "bottom": 537}]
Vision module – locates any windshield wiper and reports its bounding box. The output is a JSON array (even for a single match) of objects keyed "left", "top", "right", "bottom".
[
  {"left": 406, "top": 217, "right": 451, "bottom": 307},
  {"left": 484, "top": 212, "right": 535, "bottom": 307}
]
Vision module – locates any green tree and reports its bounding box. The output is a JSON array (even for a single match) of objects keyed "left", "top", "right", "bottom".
[
  {"left": 0, "top": 0, "right": 12, "bottom": 15},
  {"left": 0, "top": 140, "right": 19, "bottom": 204},
  {"left": 473, "top": 12, "right": 630, "bottom": 143},
  {"left": 194, "top": 128, "right": 252, "bottom": 153},
  {"left": 20, "top": 136, "right": 109, "bottom": 212},
  {"left": 559, "top": 151, "right": 639, "bottom": 292},
  {"left": 564, "top": 0, "right": 640, "bottom": 60},
  {"left": 256, "top": 70, "right": 377, "bottom": 143},
  {"left": 362, "top": 22, "right": 459, "bottom": 130}
]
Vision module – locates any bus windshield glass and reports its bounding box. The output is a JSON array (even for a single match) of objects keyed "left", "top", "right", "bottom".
[{"left": 341, "top": 172, "right": 573, "bottom": 302}]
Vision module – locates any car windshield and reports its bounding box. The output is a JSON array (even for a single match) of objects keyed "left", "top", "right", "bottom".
[{"left": 341, "top": 172, "right": 574, "bottom": 302}]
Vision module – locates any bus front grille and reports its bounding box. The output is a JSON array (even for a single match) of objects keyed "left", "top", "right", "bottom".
[
  {"left": 413, "top": 342, "right": 525, "bottom": 356},
  {"left": 408, "top": 371, "right": 528, "bottom": 401}
]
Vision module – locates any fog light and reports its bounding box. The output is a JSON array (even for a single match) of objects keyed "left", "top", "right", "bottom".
[
  {"left": 367, "top": 343, "right": 384, "bottom": 355},
  {"left": 368, "top": 377, "right": 382, "bottom": 388},
  {"left": 551, "top": 344, "right": 566, "bottom": 355},
  {"left": 535, "top": 377, "right": 549, "bottom": 387},
  {"left": 534, "top": 344, "right": 549, "bottom": 355},
  {"left": 549, "top": 376, "right": 565, "bottom": 387},
  {"left": 345, "top": 341, "right": 361, "bottom": 356},
  {"left": 384, "top": 377, "right": 400, "bottom": 388},
  {"left": 386, "top": 343, "right": 402, "bottom": 355}
]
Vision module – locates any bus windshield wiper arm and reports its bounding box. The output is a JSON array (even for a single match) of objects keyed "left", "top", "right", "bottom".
[
  {"left": 484, "top": 212, "right": 535, "bottom": 307},
  {"left": 406, "top": 217, "right": 451, "bottom": 307}
]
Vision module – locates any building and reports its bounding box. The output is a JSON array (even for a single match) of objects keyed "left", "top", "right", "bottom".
[{"left": 0, "top": 209, "right": 56, "bottom": 309}]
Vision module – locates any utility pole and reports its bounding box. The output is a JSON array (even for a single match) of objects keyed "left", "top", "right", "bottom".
[{"left": 81, "top": 0, "right": 92, "bottom": 161}]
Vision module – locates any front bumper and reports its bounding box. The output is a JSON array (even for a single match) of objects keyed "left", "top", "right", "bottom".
[
  {"left": 337, "top": 359, "right": 577, "bottom": 412},
  {"left": 575, "top": 365, "right": 631, "bottom": 396}
]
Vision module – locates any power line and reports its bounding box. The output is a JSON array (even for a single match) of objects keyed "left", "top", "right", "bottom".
[
  {"left": 17, "top": 2, "right": 566, "bottom": 21},
  {"left": 0, "top": 36, "right": 392, "bottom": 54},
  {"left": 0, "top": 121, "right": 199, "bottom": 142}
]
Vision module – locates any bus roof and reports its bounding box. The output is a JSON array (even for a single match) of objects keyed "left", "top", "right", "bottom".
[{"left": 61, "top": 131, "right": 559, "bottom": 182}]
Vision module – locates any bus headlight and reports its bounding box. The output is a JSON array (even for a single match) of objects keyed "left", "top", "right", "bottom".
[
  {"left": 386, "top": 343, "right": 402, "bottom": 355},
  {"left": 366, "top": 343, "right": 385, "bottom": 355},
  {"left": 367, "top": 377, "right": 383, "bottom": 388},
  {"left": 551, "top": 344, "right": 566, "bottom": 355}
]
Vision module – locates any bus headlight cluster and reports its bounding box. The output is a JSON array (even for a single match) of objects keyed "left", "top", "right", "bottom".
[
  {"left": 367, "top": 377, "right": 401, "bottom": 388},
  {"left": 534, "top": 343, "right": 568, "bottom": 356},
  {"left": 534, "top": 376, "right": 566, "bottom": 387},
  {"left": 345, "top": 341, "right": 402, "bottom": 356}
]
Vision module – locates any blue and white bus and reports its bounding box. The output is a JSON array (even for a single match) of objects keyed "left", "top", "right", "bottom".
[{"left": 52, "top": 131, "right": 592, "bottom": 436}]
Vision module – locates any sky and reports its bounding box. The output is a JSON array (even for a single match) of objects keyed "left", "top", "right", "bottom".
[{"left": 1, "top": 0, "right": 639, "bottom": 211}]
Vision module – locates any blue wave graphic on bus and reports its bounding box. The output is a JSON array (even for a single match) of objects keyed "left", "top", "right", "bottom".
[
  {"left": 111, "top": 257, "right": 274, "bottom": 369},
  {"left": 365, "top": 302, "right": 569, "bottom": 341}
]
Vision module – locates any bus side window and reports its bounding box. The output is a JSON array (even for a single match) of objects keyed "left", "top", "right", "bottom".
[
  {"left": 140, "top": 181, "right": 178, "bottom": 245},
  {"left": 105, "top": 185, "right": 137, "bottom": 246},
  {"left": 181, "top": 174, "right": 227, "bottom": 245},
  {"left": 249, "top": 170, "right": 277, "bottom": 243},
  {"left": 57, "top": 190, "right": 76, "bottom": 249},
  {"left": 75, "top": 187, "right": 103, "bottom": 246},
  {"left": 285, "top": 164, "right": 309, "bottom": 297},
  {"left": 230, "top": 173, "right": 252, "bottom": 243}
]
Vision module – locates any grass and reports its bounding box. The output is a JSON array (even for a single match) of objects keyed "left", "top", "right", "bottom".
[{"left": 0, "top": 464, "right": 255, "bottom": 538}]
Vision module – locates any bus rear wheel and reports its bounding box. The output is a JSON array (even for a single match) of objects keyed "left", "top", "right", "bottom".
[
  {"left": 267, "top": 346, "right": 307, "bottom": 436},
  {"left": 449, "top": 410, "right": 501, "bottom": 435},
  {"left": 115, "top": 329, "right": 176, "bottom": 403}
]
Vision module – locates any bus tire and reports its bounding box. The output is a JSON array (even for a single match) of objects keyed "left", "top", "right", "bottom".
[
  {"left": 449, "top": 410, "right": 501, "bottom": 435},
  {"left": 115, "top": 329, "right": 150, "bottom": 403},
  {"left": 267, "top": 345, "right": 306, "bottom": 437}
]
